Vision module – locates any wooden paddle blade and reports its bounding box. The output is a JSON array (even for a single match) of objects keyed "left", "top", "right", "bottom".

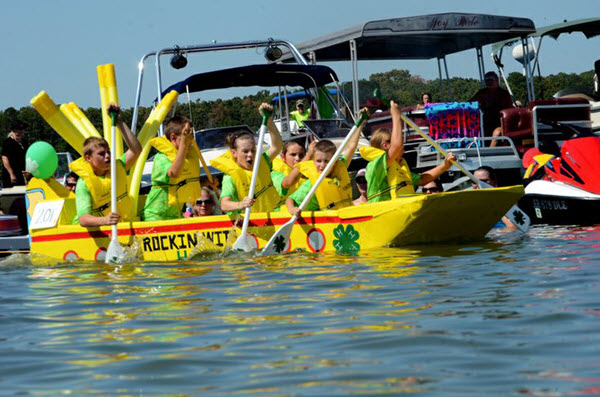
[
  {"left": 105, "top": 239, "right": 125, "bottom": 264},
  {"left": 261, "top": 220, "right": 294, "bottom": 256}
]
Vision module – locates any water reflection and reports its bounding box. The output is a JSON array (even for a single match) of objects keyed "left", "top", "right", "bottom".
[{"left": 1, "top": 226, "right": 599, "bottom": 395}]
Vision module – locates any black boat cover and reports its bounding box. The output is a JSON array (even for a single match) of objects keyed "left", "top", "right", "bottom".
[
  {"left": 161, "top": 64, "right": 339, "bottom": 98},
  {"left": 279, "top": 13, "right": 535, "bottom": 62}
]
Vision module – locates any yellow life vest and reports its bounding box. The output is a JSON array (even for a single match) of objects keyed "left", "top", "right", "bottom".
[
  {"left": 524, "top": 153, "right": 555, "bottom": 179},
  {"left": 272, "top": 156, "right": 306, "bottom": 198},
  {"left": 69, "top": 157, "right": 134, "bottom": 221},
  {"left": 295, "top": 159, "right": 352, "bottom": 211},
  {"left": 359, "top": 146, "right": 415, "bottom": 199},
  {"left": 149, "top": 136, "right": 202, "bottom": 207},
  {"left": 210, "top": 151, "right": 280, "bottom": 213}
]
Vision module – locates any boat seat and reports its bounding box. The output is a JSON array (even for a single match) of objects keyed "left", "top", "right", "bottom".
[
  {"left": 529, "top": 97, "right": 591, "bottom": 123},
  {"left": 500, "top": 107, "right": 534, "bottom": 156}
]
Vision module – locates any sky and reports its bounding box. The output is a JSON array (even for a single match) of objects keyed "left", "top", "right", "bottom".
[{"left": 1, "top": 0, "right": 599, "bottom": 111}]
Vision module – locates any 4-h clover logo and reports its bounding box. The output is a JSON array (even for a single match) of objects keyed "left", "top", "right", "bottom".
[
  {"left": 512, "top": 209, "right": 525, "bottom": 226},
  {"left": 332, "top": 224, "right": 360, "bottom": 254},
  {"left": 274, "top": 235, "right": 286, "bottom": 253}
]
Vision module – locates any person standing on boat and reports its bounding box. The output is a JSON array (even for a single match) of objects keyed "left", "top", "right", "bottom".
[
  {"left": 359, "top": 101, "right": 455, "bottom": 202},
  {"left": 143, "top": 116, "right": 202, "bottom": 221},
  {"left": 1, "top": 122, "right": 28, "bottom": 188},
  {"left": 271, "top": 139, "right": 316, "bottom": 209},
  {"left": 286, "top": 108, "right": 368, "bottom": 216},
  {"left": 469, "top": 71, "right": 514, "bottom": 145},
  {"left": 70, "top": 104, "right": 141, "bottom": 227},
  {"left": 289, "top": 100, "right": 311, "bottom": 129},
  {"left": 211, "top": 103, "right": 283, "bottom": 214}
]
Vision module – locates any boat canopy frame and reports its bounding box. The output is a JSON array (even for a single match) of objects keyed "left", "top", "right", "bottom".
[
  {"left": 491, "top": 18, "right": 600, "bottom": 103},
  {"left": 131, "top": 39, "right": 315, "bottom": 135},
  {"left": 279, "top": 13, "right": 536, "bottom": 115}
]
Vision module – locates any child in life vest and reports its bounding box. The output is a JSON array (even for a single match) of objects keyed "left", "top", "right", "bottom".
[
  {"left": 359, "top": 100, "right": 455, "bottom": 202},
  {"left": 211, "top": 103, "right": 283, "bottom": 214},
  {"left": 143, "top": 116, "right": 202, "bottom": 221},
  {"left": 70, "top": 104, "right": 142, "bottom": 227},
  {"left": 271, "top": 139, "right": 317, "bottom": 208},
  {"left": 286, "top": 108, "right": 368, "bottom": 215}
]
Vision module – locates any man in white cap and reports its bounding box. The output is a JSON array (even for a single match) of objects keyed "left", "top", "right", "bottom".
[{"left": 290, "top": 99, "right": 311, "bottom": 129}]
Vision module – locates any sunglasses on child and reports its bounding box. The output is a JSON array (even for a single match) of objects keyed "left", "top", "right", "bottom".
[{"left": 195, "top": 199, "right": 213, "bottom": 205}]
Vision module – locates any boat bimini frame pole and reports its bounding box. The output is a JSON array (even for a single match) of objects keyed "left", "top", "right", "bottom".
[{"left": 130, "top": 39, "right": 309, "bottom": 134}]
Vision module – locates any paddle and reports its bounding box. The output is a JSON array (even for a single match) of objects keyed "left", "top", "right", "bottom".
[
  {"left": 261, "top": 111, "right": 369, "bottom": 256},
  {"left": 400, "top": 114, "right": 531, "bottom": 233},
  {"left": 231, "top": 107, "right": 272, "bottom": 252},
  {"left": 105, "top": 110, "right": 125, "bottom": 264}
]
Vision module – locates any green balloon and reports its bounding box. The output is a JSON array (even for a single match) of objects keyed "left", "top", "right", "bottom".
[{"left": 26, "top": 141, "right": 58, "bottom": 179}]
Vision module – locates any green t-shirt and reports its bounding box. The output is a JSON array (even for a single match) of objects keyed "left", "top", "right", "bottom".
[
  {"left": 142, "top": 153, "right": 182, "bottom": 221},
  {"left": 270, "top": 170, "right": 288, "bottom": 197},
  {"left": 288, "top": 156, "right": 347, "bottom": 211},
  {"left": 365, "top": 152, "right": 420, "bottom": 203},
  {"left": 220, "top": 152, "right": 274, "bottom": 214},
  {"left": 290, "top": 109, "right": 311, "bottom": 127},
  {"left": 74, "top": 156, "right": 126, "bottom": 224}
]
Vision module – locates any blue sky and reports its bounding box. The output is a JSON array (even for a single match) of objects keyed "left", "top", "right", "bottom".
[{"left": 1, "top": 0, "right": 599, "bottom": 111}]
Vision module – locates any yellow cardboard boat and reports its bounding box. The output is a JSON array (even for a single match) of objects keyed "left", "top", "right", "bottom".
[{"left": 28, "top": 186, "right": 523, "bottom": 262}]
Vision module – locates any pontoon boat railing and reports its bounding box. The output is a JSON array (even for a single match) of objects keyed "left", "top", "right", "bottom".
[{"left": 131, "top": 40, "right": 308, "bottom": 134}]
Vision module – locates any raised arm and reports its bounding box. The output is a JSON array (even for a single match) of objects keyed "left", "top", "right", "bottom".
[
  {"left": 387, "top": 100, "right": 404, "bottom": 167},
  {"left": 418, "top": 154, "right": 456, "bottom": 186},
  {"left": 168, "top": 123, "right": 193, "bottom": 179},
  {"left": 108, "top": 103, "right": 142, "bottom": 170},
  {"left": 343, "top": 107, "right": 369, "bottom": 161},
  {"left": 260, "top": 103, "right": 283, "bottom": 159}
]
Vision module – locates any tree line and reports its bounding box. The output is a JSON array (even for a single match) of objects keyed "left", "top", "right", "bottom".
[{"left": 0, "top": 69, "right": 595, "bottom": 155}]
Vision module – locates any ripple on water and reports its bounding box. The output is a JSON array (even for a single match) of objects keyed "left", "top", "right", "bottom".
[{"left": 0, "top": 226, "right": 599, "bottom": 395}]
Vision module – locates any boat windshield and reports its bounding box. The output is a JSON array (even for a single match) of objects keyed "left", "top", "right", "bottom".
[
  {"left": 303, "top": 119, "right": 352, "bottom": 139},
  {"left": 195, "top": 125, "right": 256, "bottom": 150}
]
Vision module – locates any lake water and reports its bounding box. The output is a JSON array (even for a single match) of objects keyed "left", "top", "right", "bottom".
[{"left": 1, "top": 225, "right": 599, "bottom": 396}]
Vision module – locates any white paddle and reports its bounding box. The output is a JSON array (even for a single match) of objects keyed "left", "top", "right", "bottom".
[
  {"left": 261, "top": 112, "right": 368, "bottom": 256},
  {"left": 400, "top": 114, "right": 530, "bottom": 232},
  {"left": 232, "top": 108, "right": 271, "bottom": 252},
  {"left": 105, "top": 110, "right": 125, "bottom": 263}
]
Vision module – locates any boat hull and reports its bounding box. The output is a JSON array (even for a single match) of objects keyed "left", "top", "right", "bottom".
[
  {"left": 30, "top": 186, "right": 524, "bottom": 262},
  {"left": 518, "top": 180, "right": 600, "bottom": 225}
]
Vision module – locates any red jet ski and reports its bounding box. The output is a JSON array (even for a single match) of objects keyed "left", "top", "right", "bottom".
[{"left": 519, "top": 133, "right": 600, "bottom": 225}]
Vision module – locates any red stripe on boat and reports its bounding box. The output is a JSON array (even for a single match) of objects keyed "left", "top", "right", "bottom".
[{"left": 31, "top": 215, "right": 373, "bottom": 243}]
